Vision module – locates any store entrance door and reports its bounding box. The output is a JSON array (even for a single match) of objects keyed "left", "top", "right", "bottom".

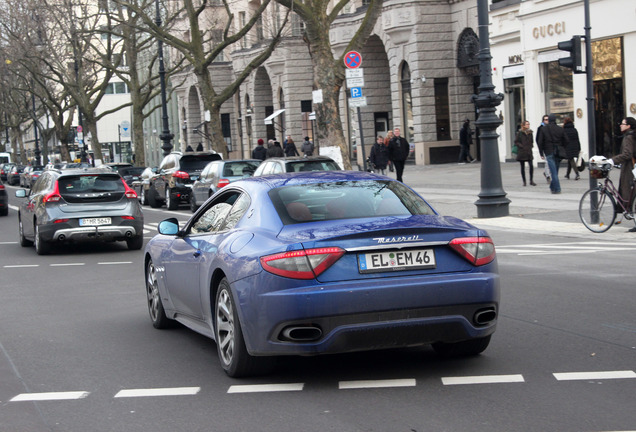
[{"left": 594, "top": 78, "right": 624, "bottom": 156}]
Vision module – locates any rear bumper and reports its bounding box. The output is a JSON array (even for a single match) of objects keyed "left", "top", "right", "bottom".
[
  {"left": 233, "top": 270, "right": 500, "bottom": 356},
  {"left": 51, "top": 225, "right": 140, "bottom": 242}
]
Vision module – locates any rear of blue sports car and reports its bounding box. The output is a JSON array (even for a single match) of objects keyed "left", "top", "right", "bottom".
[{"left": 232, "top": 176, "right": 499, "bottom": 357}]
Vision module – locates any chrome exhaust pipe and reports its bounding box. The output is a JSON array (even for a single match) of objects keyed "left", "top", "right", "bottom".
[
  {"left": 58, "top": 234, "right": 66, "bottom": 241},
  {"left": 125, "top": 231, "right": 133, "bottom": 238},
  {"left": 281, "top": 325, "right": 322, "bottom": 342},
  {"left": 474, "top": 307, "right": 497, "bottom": 325}
]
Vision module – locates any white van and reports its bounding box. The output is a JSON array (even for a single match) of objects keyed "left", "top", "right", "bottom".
[{"left": 0, "top": 152, "right": 11, "bottom": 164}]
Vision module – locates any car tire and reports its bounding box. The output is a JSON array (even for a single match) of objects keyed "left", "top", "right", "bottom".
[
  {"left": 432, "top": 335, "right": 492, "bottom": 358},
  {"left": 18, "top": 218, "right": 32, "bottom": 246},
  {"left": 127, "top": 235, "right": 144, "bottom": 250},
  {"left": 0, "top": 206, "right": 7, "bottom": 216},
  {"left": 140, "top": 188, "right": 148, "bottom": 205},
  {"left": 148, "top": 185, "right": 161, "bottom": 208},
  {"left": 214, "top": 278, "right": 274, "bottom": 377},
  {"left": 146, "top": 259, "right": 172, "bottom": 329},
  {"left": 165, "top": 188, "right": 178, "bottom": 210},
  {"left": 190, "top": 195, "right": 199, "bottom": 213},
  {"left": 34, "top": 223, "right": 51, "bottom": 255}
]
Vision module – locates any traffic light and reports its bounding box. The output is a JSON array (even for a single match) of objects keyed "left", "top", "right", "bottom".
[{"left": 558, "top": 36, "right": 584, "bottom": 73}]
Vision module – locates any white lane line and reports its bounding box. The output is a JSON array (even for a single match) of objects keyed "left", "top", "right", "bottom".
[
  {"left": 0, "top": 241, "right": 18, "bottom": 245},
  {"left": 10, "top": 391, "right": 89, "bottom": 401},
  {"left": 553, "top": 371, "right": 636, "bottom": 381},
  {"left": 339, "top": 379, "right": 416, "bottom": 390},
  {"left": 442, "top": 374, "right": 525, "bottom": 386},
  {"left": 114, "top": 387, "right": 201, "bottom": 398},
  {"left": 227, "top": 383, "right": 304, "bottom": 394},
  {"left": 50, "top": 263, "right": 85, "bottom": 267},
  {"left": 4, "top": 264, "right": 40, "bottom": 268},
  {"left": 98, "top": 261, "right": 133, "bottom": 265}
]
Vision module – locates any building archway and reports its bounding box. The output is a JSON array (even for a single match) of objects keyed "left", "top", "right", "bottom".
[{"left": 253, "top": 67, "right": 275, "bottom": 141}]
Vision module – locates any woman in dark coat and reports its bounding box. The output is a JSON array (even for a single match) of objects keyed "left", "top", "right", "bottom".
[
  {"left": 563, "top": 117, "right": 581, "bottom": 180},
  {"left": 514, "top": 120, "right": 536, "bottom": 186},
  {"left": 369, "top": 135, "right": 389, "bottom": 174},
  {"left": 611, "top": 117, "right": 636, "bottom": 225}
]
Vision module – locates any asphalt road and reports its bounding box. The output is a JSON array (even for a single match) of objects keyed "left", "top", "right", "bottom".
[{"left": 1, "top": 183, "right": 635, "bottom": 432}]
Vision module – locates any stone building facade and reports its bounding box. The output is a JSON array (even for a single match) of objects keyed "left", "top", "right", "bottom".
[{"left": 168, "top": 0, "right": 483, "bottom": 166}]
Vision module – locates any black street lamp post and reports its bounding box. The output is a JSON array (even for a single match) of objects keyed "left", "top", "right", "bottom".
[
  {"left": 473, "top": 0, "right": 510, "bottom": 218},
  {"left": 155, "top": 0, "right": 173, "bottom": 156}
]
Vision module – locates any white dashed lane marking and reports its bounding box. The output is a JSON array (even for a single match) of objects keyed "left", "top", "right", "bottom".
[
  {"left": 227, "top": 383, "right": 305, "bottom": 394},
  {"left": 114, "top": 387, "right": 201, "bottom": 398},
  {"left": 10, "top": 391, "right": 90, "bottom": 401},
  {"left": 339, "top": 379, "right": 416, "bottom": 390},
  {"left": 553, "top": 371, "right": 636, "bottom": 381},
  {"left": 441, "top": 374, "right": 525, "bottom": 386}
]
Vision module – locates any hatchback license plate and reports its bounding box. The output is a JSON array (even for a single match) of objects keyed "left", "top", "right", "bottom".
[
  {"left": 80, "top": 217, "right": 111, "bottom": 226},
  {"left": 358, "top": 248, "right": 436, "bottom": 273}
]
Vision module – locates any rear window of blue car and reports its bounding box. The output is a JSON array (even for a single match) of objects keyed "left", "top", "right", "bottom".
[{"left": 270, "top": 180, "right": 435, "bottom": 224}]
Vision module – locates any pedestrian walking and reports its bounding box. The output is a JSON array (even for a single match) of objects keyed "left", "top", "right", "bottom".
[
  {"left": 284, "top": 137, "right": 300, "bottom": 157},
  {"left": 196, "top": 142, "right": 204, "bottom": 151},
  {"left": 536, "top": 114, "right": 550, "bottom": 183},
  {"left": 384, "top": 130, "right": 394, "bottom": 172},
  {"left": 563, "top": 117, "right": 581, "bottom": 180},
  {"left": 537, "top": 114, "right": 569, "bottom": 194},
  {"left": 388, "top": 127, "right": 410, "bottom": 183},
  {"left": 458, "top": 119, "right": 476, "bottom": 164},
  {"left": 369, "top": 135, "right": 389, "bottom": 175},
  {"left": 610, "top": 117, "right": 636, "bottom": 230},
  {"left": 252, "top": 138, "right": 267, "bottom": 161},
  {"left": 267, "top": 140, "right": 285, "bottom": 158},
  {"left": 301, "top": 137, "right": 314, "bottom": 156},
  {"left": 515, "top": 120, "right": 536, "bottom": 186}
]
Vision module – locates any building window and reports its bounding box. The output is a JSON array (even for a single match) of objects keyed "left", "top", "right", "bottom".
[
  {"left": 279, "top": 89, "right": 285, "bottom": 134},
  {"left": 256, "top": 15, "right": 264, "bottom": 42},
  {"left": 105, "top": 82, "right": 128, "bottom": 94},
  {"left": 542, "top": 61, "right": 573, "bottom": 123},
  {"left": 239, "top": 12, "right": 247, "bottom": 49},
  {"left": 292, "top": 14, "right": 305, "bottom": 37},
  {"left": 301, "top": 100, "right": 313, "bottom": 141},
  {"left": 221, "top": 113, "right": 232, "bottom": 152},
  {"left": 434, "top": 78, "right": 451, "bottom": 141}
]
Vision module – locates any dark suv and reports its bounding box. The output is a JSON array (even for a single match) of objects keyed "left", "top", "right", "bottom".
[
  {"left": 148, "top": 151, "right": 222, "bottom": 210},
  {"left": 15, "top": 167, "right": 144, "bottom": 254}
]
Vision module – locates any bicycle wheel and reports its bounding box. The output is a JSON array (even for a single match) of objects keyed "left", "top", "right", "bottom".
[{"left": 579, "top": 188, "right": 616, "bottom": 233}]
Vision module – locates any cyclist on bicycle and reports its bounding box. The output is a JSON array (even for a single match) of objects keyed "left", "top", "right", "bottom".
[{"left": 610, "top": 117, "right": 636, "bottom": 230}]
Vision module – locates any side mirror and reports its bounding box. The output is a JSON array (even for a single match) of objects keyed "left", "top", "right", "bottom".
[
  {"left": 158, "top": 218, "right": 180, "bottom": 236},
  {"left": 15, "top": 189, "right": 27, "bottom": 198}
]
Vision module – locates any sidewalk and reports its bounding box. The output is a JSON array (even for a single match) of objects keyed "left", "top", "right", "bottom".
[{"left": 394, "top": 161, "right": 634, "bottom": 241}]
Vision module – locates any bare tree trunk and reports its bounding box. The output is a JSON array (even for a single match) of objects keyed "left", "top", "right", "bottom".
[{"left": 84, "top": 121, "right": 103, "bottom": 162}]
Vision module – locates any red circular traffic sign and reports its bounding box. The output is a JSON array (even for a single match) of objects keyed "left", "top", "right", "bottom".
[{"left": 344, "top": 51, "right": 362, "bottom": 69}]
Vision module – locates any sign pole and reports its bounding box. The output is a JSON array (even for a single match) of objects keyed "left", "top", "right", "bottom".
[{"left": 357, "top": 107, "right": 367, "bottom": 172}]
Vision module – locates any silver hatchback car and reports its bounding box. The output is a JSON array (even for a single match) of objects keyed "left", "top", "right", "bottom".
[{"left": 15, "top": 167, "right": 144, "bottom": 255}]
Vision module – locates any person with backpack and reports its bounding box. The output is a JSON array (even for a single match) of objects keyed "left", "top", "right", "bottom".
[
  {"left": 301, "top": 137, "right": 314, "bottom": 156},
  {"left": 251, "top": 139, "right": 267, "bottom": 161}
]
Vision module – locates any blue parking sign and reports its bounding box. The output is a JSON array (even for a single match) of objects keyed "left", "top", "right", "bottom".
[{"left": 350, "top": 87, "right": 362, "bottom": 98}]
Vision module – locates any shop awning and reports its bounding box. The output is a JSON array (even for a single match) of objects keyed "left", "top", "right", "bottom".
[
  {"left": 264, "top": 109, "right": 285, "bottom": 125},
  {"left": 503, "top": 64, "right": 524, "bottom": 79}
]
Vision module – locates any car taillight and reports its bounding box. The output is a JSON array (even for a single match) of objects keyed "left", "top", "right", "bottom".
[
  {"left": 121, "top": 179, "right": 138, "bottom": 199},
  {"left": 449, "top": 237, "right": 496, "bottom": 266},
  {"left": 173, "top": 171, "right": 190, "bottom": 180},
  {"left": 260, "top": 247, "right": 345, "bottom": 279},
  {"left": 54, "top": 218, "right": 69, "bottom": 224},
  {"left": 122, "top": 216, "right": 135, "bottom": 220},
  {"left": 0, "top": 184, "right": 5, "bottom": 190},
  {"left": 43, "top": 182, "right": 62, "bottom": 203},
  {"left": 217, "top": 178, "right": 230, "bottom": 188}
]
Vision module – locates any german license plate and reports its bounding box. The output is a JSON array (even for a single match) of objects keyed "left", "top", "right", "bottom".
[
  {"left": 358, "top": 248, "right": 436, "bottom": 273},
  {"left": 79, "top": 217, "right": 111, "bottom": 226}
]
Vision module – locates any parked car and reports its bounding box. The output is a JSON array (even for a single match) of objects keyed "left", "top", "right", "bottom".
[
  {"left": 190, "top": 159, "right": 261, "bottom": 212},
  {"left": 103, "top": 162, "right": 134, "bottom": 174},
  {"left": 148, "top": 151, "right": 222, "bottom": 210},
  {"left": 132, "top": 167, "right": 158, "bottom": 206},
  {"left": 118, "top": 166, "right": 146, "bottom": 187},
  {"left": 0, "top": 163, "right": 15, "bottom": 182},
  {"left": 15, "top": 167, "right": 144, "bottom": 255},
  {"left": 252, "top": 156, "right": 341, "bottom": 177},
  {"left": 7, "top": 165, "right": 24, "bottom": 186},
  {"left": 21, "top": 165, "right": 45, "bottom": 188},
  {"left": 0, "top": 179, "right": 8, "bottom": 216},
  {"left": 144, "top": 171, "right": 499, "bottom": 377}
]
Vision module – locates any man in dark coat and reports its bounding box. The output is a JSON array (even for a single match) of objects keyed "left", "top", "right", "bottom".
[
  {"left": 251, "top": 139, "right": 267, "bottom": 161},
  {"left": 611, "top": 117, "right": 636, "bottom": 228},
  {"left": 537, "top": 114, "right": 569, "bottom": 194},
  {"left": 388, "top": 127, "right": 410, "bottom": 183},
  {"left": 266, "top": 141, "right": 285, "bottom": 158},
  {"left": 458, "top": 119, "right": 475, "bottom": 164}
]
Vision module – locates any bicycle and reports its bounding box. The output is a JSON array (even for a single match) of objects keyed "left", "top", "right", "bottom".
[{"left": 578, "top": 156, "right": 636, "bottom": 233}]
